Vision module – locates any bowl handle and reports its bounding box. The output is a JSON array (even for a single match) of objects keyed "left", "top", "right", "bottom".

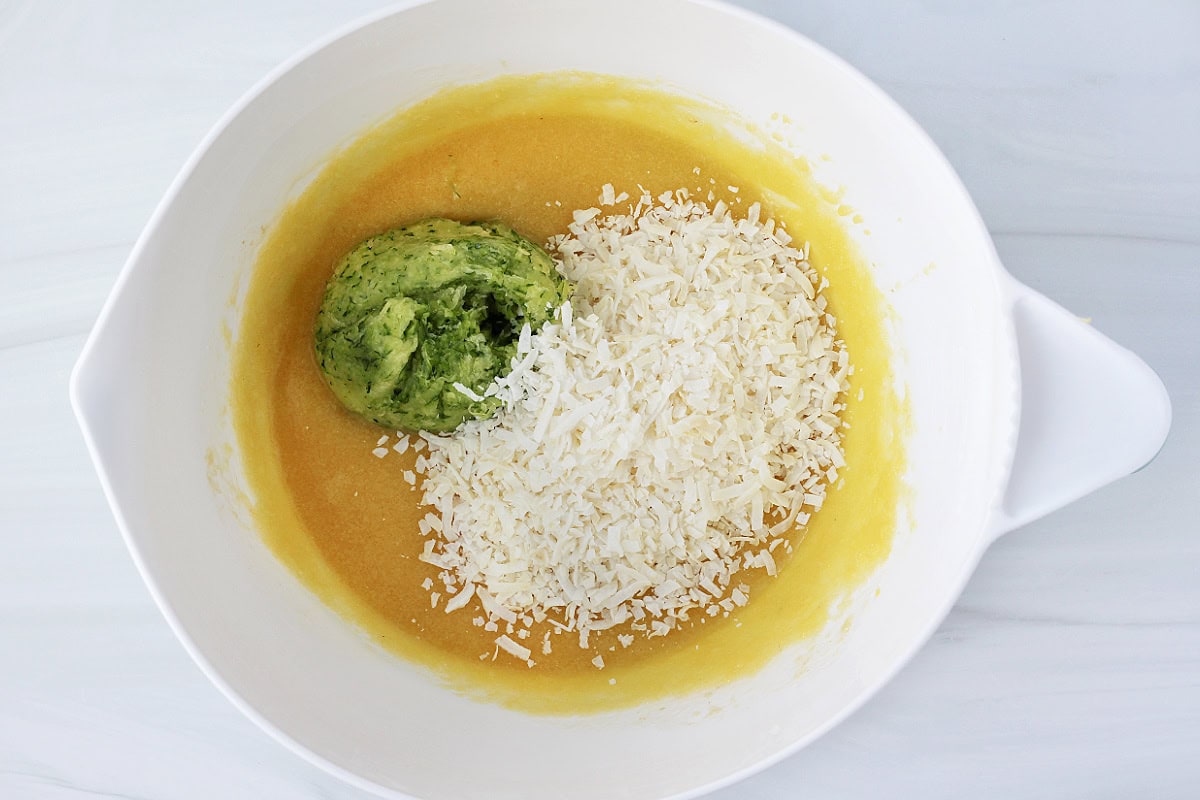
[{"left": 988, "top": 279, "right": 1171, "bottom": 537}]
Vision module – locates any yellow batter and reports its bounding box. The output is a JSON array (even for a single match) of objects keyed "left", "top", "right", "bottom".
[{"left": 231, "top": 73, "right": 906, "bottom": 714}]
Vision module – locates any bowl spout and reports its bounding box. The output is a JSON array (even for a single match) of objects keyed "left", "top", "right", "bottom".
[{"left": 990, "top": 278, "right": 1172, "bottom": 536}]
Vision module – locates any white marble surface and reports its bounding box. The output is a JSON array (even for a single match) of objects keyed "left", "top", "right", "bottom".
[{"left": 2, "top": 1, "right": 1198, "bottom": 797}]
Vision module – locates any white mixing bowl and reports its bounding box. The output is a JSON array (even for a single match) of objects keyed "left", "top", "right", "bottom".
[{"left": 71, "top": 1, "right": 1171, "bottom": 797}]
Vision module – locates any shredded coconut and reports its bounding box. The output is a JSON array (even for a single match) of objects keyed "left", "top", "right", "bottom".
[{"left": 414, "top": 188, "right": 848, "bottom": 648}]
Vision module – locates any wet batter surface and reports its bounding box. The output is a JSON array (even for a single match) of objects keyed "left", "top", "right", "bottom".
[{"left": 232, "top": 74, "right": 906, "bottom": 713}]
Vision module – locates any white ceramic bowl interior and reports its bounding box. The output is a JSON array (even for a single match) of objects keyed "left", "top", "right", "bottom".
[{"left": 71, "top": 1, "right": 1171, "bottom": 798}]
